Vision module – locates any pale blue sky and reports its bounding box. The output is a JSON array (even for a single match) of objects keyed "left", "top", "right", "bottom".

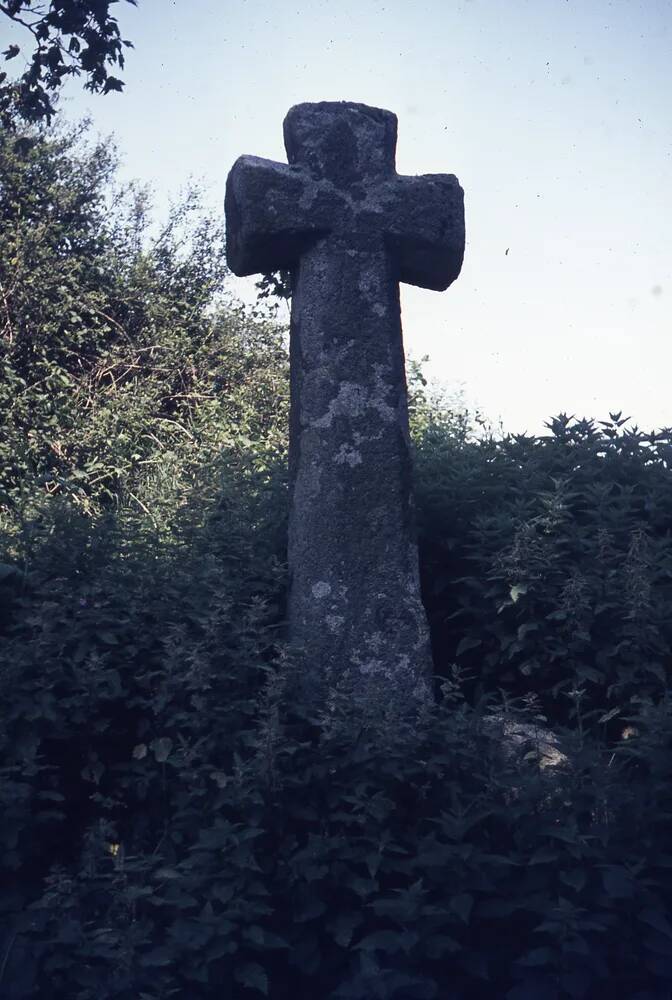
[{"left": 9, "top": 0, "right": 672, "bottom": 432}]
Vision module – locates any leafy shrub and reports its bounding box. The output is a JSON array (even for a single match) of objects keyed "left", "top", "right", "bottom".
[
  {"left": 5, "top": 639, "right": 672, "bottom": 999},
  {"left": 416, "top": 412, "right": 672, "bottom": 727}
]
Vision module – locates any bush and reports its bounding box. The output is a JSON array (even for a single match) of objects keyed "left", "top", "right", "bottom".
[
  {"left": 5, "top": 643, "right": 672, "bottom": 999},
  {"left": 416, "top": 412, "right": 672, "bottom": 726}
]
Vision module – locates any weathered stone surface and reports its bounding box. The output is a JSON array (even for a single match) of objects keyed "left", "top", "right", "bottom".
[
  {"left": 486, "top": 715, "right": 568, "bottom": 770},
  {"left": 225, "top": 101, "right": 465, "bottom": 706}
]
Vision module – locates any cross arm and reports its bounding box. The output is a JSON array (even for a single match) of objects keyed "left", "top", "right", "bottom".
[
  {"left": 225, "top": 154, "right": 327, "bottom": 277},
  {"left": 384, "top": 173, "right": 465, "bottom": 292}
]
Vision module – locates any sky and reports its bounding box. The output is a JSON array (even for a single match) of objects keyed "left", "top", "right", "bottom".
[{"left": 7, "top": 0, "right": 672, "bottom": 433}]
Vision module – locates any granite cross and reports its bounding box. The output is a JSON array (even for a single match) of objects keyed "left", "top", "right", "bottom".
[{"left": 225, "top": 101, "right": 465, "bottom": 706}]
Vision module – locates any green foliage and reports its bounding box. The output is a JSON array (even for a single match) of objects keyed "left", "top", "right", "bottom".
[
  {"left": 3, "top": 112, "right": 672, "bottom": 998},
  {"left": 0, "top": 113, "right": 288, "bottom": 551},
  {"left": 1, "top": 0, "right": 136, "bottom": 124},
  {"left": 416, "top": 411, "right": 672, "bottom": 726}
]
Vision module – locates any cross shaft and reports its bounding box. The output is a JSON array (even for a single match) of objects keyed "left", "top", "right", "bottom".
[{"left": 225, "top": 101, "right": 465, "bottom": 705}]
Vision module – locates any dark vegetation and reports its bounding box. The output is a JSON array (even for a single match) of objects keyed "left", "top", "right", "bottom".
[
  {"left": 2, "top": 110, "right": 672, "bottom": 1000},
  {"left": 1, "top": 0, "right": 136, "bottom": 125}
]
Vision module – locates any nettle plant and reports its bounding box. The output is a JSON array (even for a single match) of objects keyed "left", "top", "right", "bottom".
[
  {"left": 4, "top": 638, "right": 672, "bottom": 1000},
  {"left": 416, "top": 413, "right": 672, "bottom": 727}
]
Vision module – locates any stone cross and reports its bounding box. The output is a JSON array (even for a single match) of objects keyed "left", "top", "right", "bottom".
[{"left": 225, "top": 101, "right": 464, "bottom": 708}]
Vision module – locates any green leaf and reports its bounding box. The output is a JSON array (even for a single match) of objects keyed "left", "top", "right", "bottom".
[
  {"left": 575, "top": 665, "right": 603, "bottom": 684},
  {"left": 507, "top": 981, "right": 557, "bottom": 1000},
  {"left": 424, "top": 933, "right": 460, "bottom": 959},
  {"left": 98, "top": 630, "right": 119, "bottom": 644},
  {"left": 355, "top": 930, "right": 405, "bottom": 953},
  {"left": 326, "top": 911, "right": 363, "bottom": 948},
  {"left": 139, "top": 946, "right": 173, "bottom": 967},
  {"left": 294, "top": 896, "right": 327, "bottom": 922},
  {"left": 151, "top": 737, "right": 173, "bottom": 763},
  {"left": 639, "top": 908, "right": 672, "bottom": 940},
  {"left": 460, "top": 950, "right": 490, "bottom": 979},
  {"left": 601, "top": 867, "right": 633, "bottom": 899},
  {"left": 645, "top": 662, "right": 667, "bottom": 683},
  {"left": 529, "top": 847, "right": 558, "bottom": 865},
  {"left": 234, "top": 962, "right": 268, "bottom": 995},
  {"left": 517, "top": 622, "right": 539, "bottom": 640},
  {"left": 456, "top": 636, "right": 482, "bottom": 656},
  {"left": 560, "top": 869, "right": 586, "bottom": 894},
  {"left": 450, "top": 892, "right": 474, "bottom": 923},
  {"left": 205, "top": 938, "right": 237, "bottom": 960},
  {"left": 643, "top": 932, "right": 672, "bottom": 956},
  {"left": 154, "top": 868, "right": 181, "bottom": 880},
  {"left": 518, "top": 947, "right": 554, "bottom": 968},
  {"left": 243, "top": 926, "right": 289, "bottom": 949},
  {"left": 346, "top": 875, "right": 377, "bottom": 899},
  {"left": 81, "top": 760, "right": 104, "bottom": 784},
  {"left": 476, "top": 899, "right": 525, "bottom": 921},
  {"left": 0, "top": 563, "right": 19, "bottom": 581},
  {"left": 541, "top": 827, "right": 579, "bottom": 845}
]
